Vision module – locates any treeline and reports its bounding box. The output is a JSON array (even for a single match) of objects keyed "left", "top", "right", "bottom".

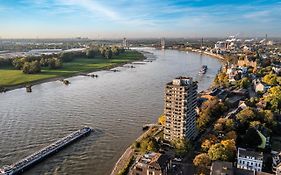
[
  {"left": 0, "top": 46, "right": 125, "bottom": 74},
  {"left": 12, "top": 56, "right": 63, "bottom": 74}
]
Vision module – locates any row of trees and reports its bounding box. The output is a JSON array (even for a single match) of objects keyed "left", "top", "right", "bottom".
[
  {"left": 86, "top": 46, "right": 125, "bottom": 59},
  {"left": 196, "top": 97, "right": 228, "bottom": 132},
  {"left": 1, "top": 46, "right": 126, "bottom": 74},
  {"left": 134, "top": 136, "right": 159, "bottom": 153},
  {"left": 193, "top": 134, "right": 236, "bottom": 174},
  {"left": 12, "top": 56, "right": 63, "bottom": 74}
]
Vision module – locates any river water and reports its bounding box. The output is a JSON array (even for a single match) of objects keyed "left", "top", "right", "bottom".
[{"left": 0, "top": 48, "right": 222, "bottom": 175}]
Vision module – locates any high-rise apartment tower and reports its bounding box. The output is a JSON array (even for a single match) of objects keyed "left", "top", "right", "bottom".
[{"left": 164, "top": 77, "right": 198, "bottom": 142}]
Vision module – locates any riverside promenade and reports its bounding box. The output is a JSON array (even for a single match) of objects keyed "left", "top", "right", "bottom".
[{"left": 110, "top": 125, "right": 161, "bottom": 175}]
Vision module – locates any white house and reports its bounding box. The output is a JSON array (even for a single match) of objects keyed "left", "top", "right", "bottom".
[
  {"left": 253, "top": 79, "right": 270, "bottom": 93},
  {"left": 237, "top": 147, "right": 263, "bottom": 172}
]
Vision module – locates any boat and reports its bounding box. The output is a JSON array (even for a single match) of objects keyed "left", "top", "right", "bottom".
[
  {"left": 199, "top": 65, "right": 208, "bottom": 75},
  {"left": 0, "top": 127, "right": 92, "bottom": 175}
]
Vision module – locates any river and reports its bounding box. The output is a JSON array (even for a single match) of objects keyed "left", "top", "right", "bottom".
[{"left": 0, "top": 48, "right": 222, "bottom": 175}]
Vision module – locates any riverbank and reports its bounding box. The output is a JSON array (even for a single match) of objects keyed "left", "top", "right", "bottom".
[
  {"left": 0, "top": 50, "right": 145, "bottom": 92},
  {"left": 110, "top": 125, "right": 161, "bottom": 175},
  {"left": 181, "top": 47, "right": 226, "bottom": 61}
]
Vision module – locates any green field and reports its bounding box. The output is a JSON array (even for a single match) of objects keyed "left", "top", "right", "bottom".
[{"left": 0, "top": 50, "right": 144, "bottom": 87}]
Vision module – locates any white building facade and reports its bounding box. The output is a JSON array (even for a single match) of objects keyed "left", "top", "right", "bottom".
[{"left": 237, "top": 147, "right": 263, "bottom": 172}]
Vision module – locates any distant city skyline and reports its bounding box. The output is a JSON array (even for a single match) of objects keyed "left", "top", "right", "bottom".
[{"left": 0, "top": 0, "right": 281, "bottom": 39}]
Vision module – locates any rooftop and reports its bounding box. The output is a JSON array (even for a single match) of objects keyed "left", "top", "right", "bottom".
[
  {"left": 167, "top": 76, "right": 195, "bottom": 86},
  {"left": 211, "top": 161, "right": 234, "bottom": 175},
  {"left": 134, "top": 152, "right": 170, "bottom": 170},
  {"left": 238, "top": 148, "right": 263, "bottom": 160}
]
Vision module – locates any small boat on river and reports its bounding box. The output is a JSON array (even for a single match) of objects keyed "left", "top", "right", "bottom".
[{"left": 199, "top": 65, "right": 208, "bottom": 75}]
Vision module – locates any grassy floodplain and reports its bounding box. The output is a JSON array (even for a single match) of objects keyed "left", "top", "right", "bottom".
[{"left": 0, "top": 50, "right": 145, "bottom": 88}]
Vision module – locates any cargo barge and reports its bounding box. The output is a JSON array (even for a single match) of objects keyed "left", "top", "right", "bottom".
[{"left": 0, "top": 127, "right": 92, "bottom": 175}]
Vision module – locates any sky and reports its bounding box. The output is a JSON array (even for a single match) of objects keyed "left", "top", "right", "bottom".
[{"left": 0, "top": 0, "right": 280, "bottom": 39}]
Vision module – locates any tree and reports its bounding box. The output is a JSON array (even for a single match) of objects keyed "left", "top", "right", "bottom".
[
  {"left": 86, "top": 48, "right": 98, "bottom": 58},
  {"left": 214, "top": 123, "right": 223, "bottom": 131},
  {"left": 277, "top": 76, "right": 281, "bottom": 85},
  {"left": 193, "top": 153, "right": 211, "bottom": 167},
  {"left": 201, "top": 134, "right": 218, "bottom": 152},
  {"left": 240, "top": 77, "right": 250, "bottom": 89},
  {"left": 99, "top": 47, "right": 106, "bottom": 57},
  {"left": 40, "top": 58, "right": 50, "bottom": 67},
  {"left": 158, "top": 114, "right": 166, "bottom": 126},
  {"left": 172, "top": 139, "right": 191, "bottom": 156},
  {"left": 225, "top": 119, "right": 235, "bottom": 130},
  {"left": 214, "top": 72, "right": 229, "bottom": 87},
  {"left": 111, "top": 46, "right": 120, "bottom": 56},
  {"left": 214, "top": 118, "right": 234, "bottom": 132},
  {"left": 237, "top": 107, "right": 256, "bottom": 124},
  {"left": 197, "top": 112, "right": 210, "bottom": 131},
  {"left": 225, "top": 131, "right": 237, "bottom": 140},
  {"left": 262, "top": 110, "right": 274, "bottom": 126},
  {"left": 243, "top": 128, "right": 262, "bottom": 148},
  {"left": 48, "top": 58, "right": 63, "bottom": 69},
  {"left": 208, "top": 143, "right": 234, "bottom": 161},
  {"left": 263, "top": 73, "right": 277, "bottom": 85},
  {"left": 264, "top": 86, "right": 281, "bottom": 113},
  {"left": 22, "top": 61, "right": 41, "bottom": 74},
  {"left": 250, "top": 121, "right": 261, "bottom": 128},
  {"left": 105, "top": 49, "right": 113, "bottom": 59},
  {"left": 59, "top": 52, "right": 75, "bottom": 62},
  {"left": 12, "top": 57, "right": 25, "bottom": 70},
  {"left": 221, "top": 139, "right": 236, "bottom": 152},
  {"left": 140, "top": 137, "right": 159, "bottom": 152}
]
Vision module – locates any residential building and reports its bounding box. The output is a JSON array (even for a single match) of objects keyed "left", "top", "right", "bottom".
[
  {"left": 210, "top": 161, "right": 234, "bottom": 175},
  {"left": 226, "top": 66, "right": 240, "bottom": 82},
  {"left": 237, "top": 56, "right": 258, "bottom": 71},
  {"left": 253, "top": 79, "right": 270, "bottom": 93},
  {"left": 237, "top": 147, "right": 263, "bottom": 172},
  {"left": 215, "top": 41, "right": 227, "bottom": 50},
  {"left": 164, "top": 77, "right": 198, "bottom": 142},
  {"left": 273, "top": 151, "right": 281, "bottom": 174},
  {"left": 129, "top": 152, "right": 171, "bottom": 175},
  {"left": 272, "top": 64, "right": 281, "bottom": 75},
  {"left": 211, "top": 161, "right": 271, "bottom": 175},
  {"left": 276, "top": 164, "right": 281, "bottom": 175}
]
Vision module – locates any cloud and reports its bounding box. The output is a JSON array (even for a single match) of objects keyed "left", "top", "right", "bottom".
[{"left": 57, "top": 0, "right": 120, "bottom": 20}]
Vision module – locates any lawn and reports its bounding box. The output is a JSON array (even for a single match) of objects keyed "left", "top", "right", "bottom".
[{"left": 0, "top": 50, "right": 144, "bottom": 87}]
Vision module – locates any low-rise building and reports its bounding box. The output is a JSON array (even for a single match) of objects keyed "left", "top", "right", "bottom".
[
  {"left": 210, "top": 161, "right": 234, "bottom": 175},
  {"left": 276, "top": 164, "right": 281, "bottom": 175},
  {"left": 237, "top": 56, "right": 258, "bottom": 71},
  {"left": 237, "top": 147, "right": 263, "bottom": 172},
  {"left": 129, "top": 152, "right": 171, "bottom": 175},
  {"left": 273, "top": 151, "right": 281, "bottom": 174},
  {"left": 253, "top": 79, "right": 270, "bottom": 93},
  {"left": 211, "top": 161, "right": 271, "bottom": 175}
]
